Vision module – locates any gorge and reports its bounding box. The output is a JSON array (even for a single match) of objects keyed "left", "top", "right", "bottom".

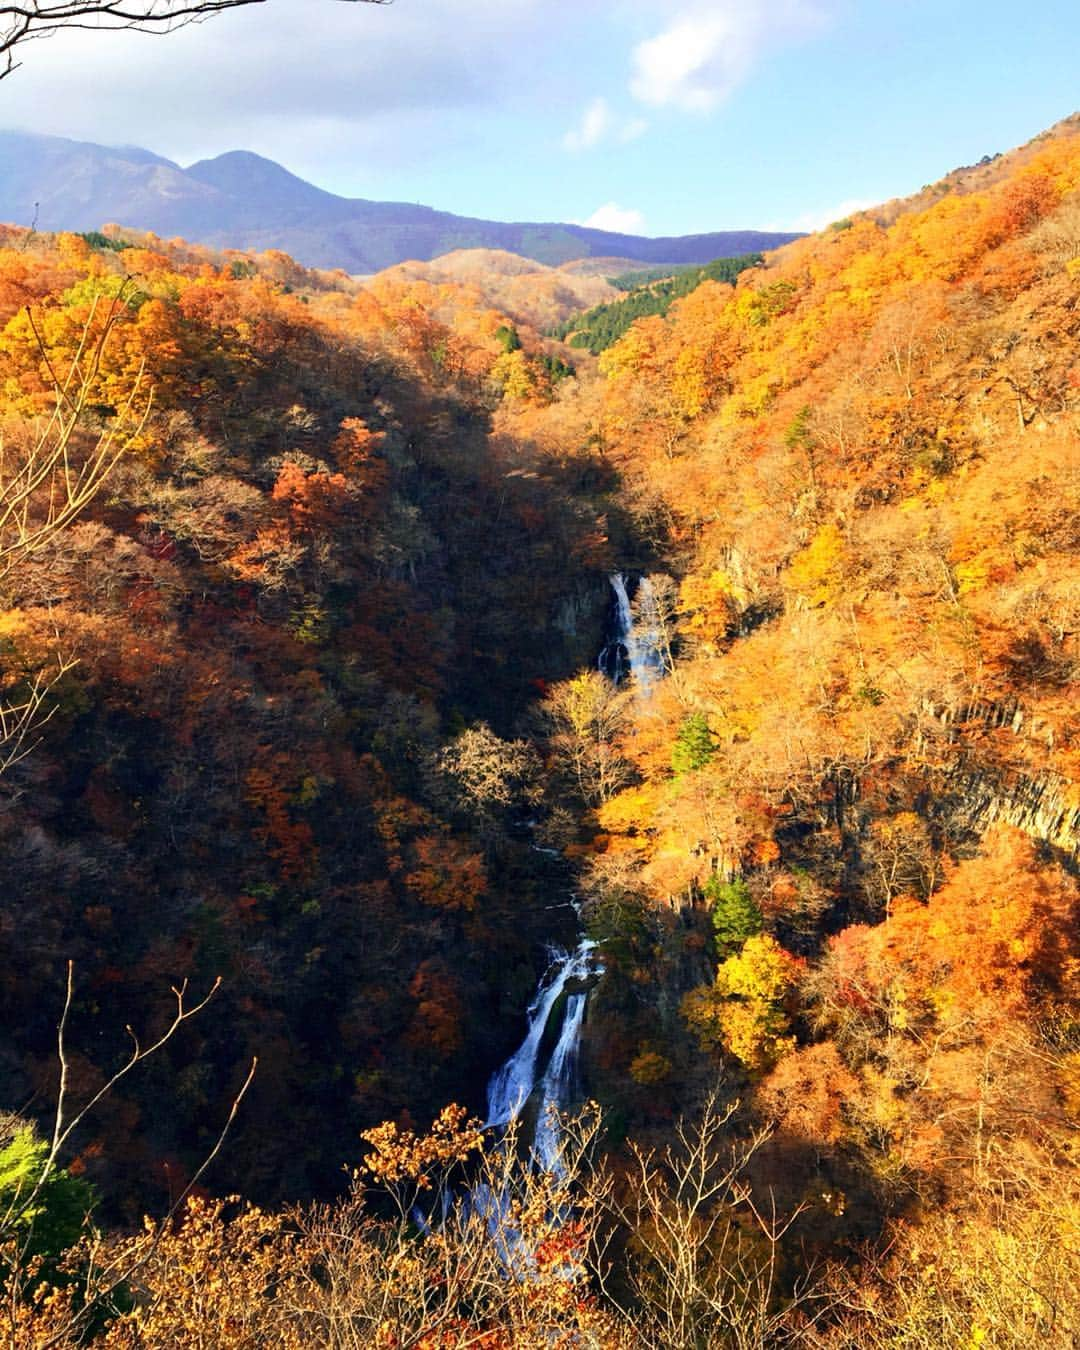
[
  {"left": 0, "top": 111, "right": 1077, "bottom": 1347},
  {"left": 484, "top": 572, "right": 668, "bottom": 1167}
]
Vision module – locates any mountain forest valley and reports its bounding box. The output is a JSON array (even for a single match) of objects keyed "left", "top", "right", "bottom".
[{"left": 0, "top": 100, "right": 1078, "bottom": 1349}]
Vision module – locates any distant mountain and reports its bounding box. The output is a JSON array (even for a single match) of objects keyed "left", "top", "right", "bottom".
[{"left": 0, "top": 131, "right": 802, "bottom": 273}]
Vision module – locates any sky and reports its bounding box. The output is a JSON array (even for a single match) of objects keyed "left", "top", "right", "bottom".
[{"left": 5, "top": 0, "right": 1080, "bottom": 237}]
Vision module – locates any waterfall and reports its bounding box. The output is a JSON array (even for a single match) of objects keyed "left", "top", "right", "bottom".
[
  {"left": 470, "top": 971, "right": 590, "bottom": 1261},
  {"left": 609, "top": 573, "right": 634, "bottom": 677},
  {"left": 484, "top": 939, "right": 596, "bottom": 1140},
  {"left": 533, "top": 990, "right": 587, "bottom": 1172},
  {"left": 484, "top": 575, "right": 663, "bottom": 1160},
  {"left": 416, "top": 944, "right": 596, "bottom": 1247},
  {"left": 599, "top": 573, "right": 666, "bottom": 692}
]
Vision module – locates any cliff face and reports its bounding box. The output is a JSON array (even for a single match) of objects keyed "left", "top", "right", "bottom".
[{"left": 945, "top": 765, "right": 1080, "bottom": 854}]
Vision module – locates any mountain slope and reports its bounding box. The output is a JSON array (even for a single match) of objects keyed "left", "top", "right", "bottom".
[
  {"left": 0, "top": 130, "right": 801, "bottom": 272},
  {"left": 367, "top": 248, "right": 622, "bottom": 331},
  {"left": 0, "top": 114, "right": 1078, "bottom": 1347}
]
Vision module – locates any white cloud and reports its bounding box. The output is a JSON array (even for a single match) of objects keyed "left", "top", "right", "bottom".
[
  {"left": 563, "top": 97, "right": 613, "bottom": 152},
  {"left": 631, "top": 12, "right": 751, "bottom": 112},
  {"left": 779, "top": 197, "right": 877, "bottom": 232},
  {"left": 563, "top": 99, "right": 649, "bottom": 152},
  {"left": 629, "top": 2, "right": 826, "bottom": 114},
  {"left": 0, "top": 0, "right": 582, "bottom": 182},
  {"left": 578, "top": 203, "right": 647, "bottom": 235}
]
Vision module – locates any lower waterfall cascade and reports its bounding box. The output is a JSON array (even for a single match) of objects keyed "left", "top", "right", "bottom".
[{"left": 484, "top": 940, "right": 598, "bottom": 1160}]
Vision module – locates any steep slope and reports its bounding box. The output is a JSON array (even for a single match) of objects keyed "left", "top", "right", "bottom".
[
  {"left": 515, "top": 115, "right": 1080, "bottom": 1233},
  {"left": 0, "top": 130, "right": 801, "bottom": 272},
  {"left": 0, "top": 116, "right": 1079, "bottom": 1347},
  {"left": 0, "top": 222, "right": 615, "bottom": 1213}
]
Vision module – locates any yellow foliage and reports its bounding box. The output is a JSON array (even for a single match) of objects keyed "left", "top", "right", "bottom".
[
  {"left": 785, "top": 522, "right": 846, "bottom": 606},
  {"left": 491, "top": 348, "right": 536, "bottom": 402},
  {"left": 361, "top": 1103, "right": 484, "bottom": 1188},
  {"left": 682, "top": 934, "right": 802, "bottom": 1073},
  {"left": 678, "top": 569, "right": 745, "bottom": 647},
  {"left": 598, "top": 315, "right": 667, "bottom": 382},
  {"left": 953, "top": 554, "right": 992, "bottom": 595},
  {"left": 629, "top": 1048, "right": 673, "bottom": 1086},
  {"left": 596, "top": 782, "right": 664, "bottom": 836},
  {"left": 715, "top": 933, "right": 801, "bottom": 1004}
]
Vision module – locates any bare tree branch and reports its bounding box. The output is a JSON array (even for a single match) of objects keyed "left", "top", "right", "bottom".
[
  {"left": 0, "top": 655, "right": 76, "bottom": 776},
  {"left": 3, "top": 962, "right": 223, "bottom": 1242},
  {"left": 1, "top": 964, "right": 253, "bottom": 1348},
  {"left": 0, "top": 285, "right": 152, "bottom": 583},
  {"left": 0, "top": 0, "right": 391, "bottom": 79}
]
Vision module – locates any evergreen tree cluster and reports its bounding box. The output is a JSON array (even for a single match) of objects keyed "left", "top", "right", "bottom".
[{"left": 551, "top": 253, "right": 763, "bottom": 354}]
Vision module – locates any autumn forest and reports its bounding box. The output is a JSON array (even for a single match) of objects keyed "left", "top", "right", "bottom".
[{"left": 0, "top": 84, "right": 1078, "bottom": 1348}]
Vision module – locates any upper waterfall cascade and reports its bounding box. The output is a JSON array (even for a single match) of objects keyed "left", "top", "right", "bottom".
[{"left": 599, "top": 572, "right": 666, "bottom": 692}]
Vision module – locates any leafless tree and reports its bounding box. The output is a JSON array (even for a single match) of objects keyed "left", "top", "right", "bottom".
[
  {"left": 594, "top": 1094, "right": 819, "bottom": 1349},
  {"left": 1, "top": 962, "right": 256, "bottom": 1347},
  {"left": 0, "top": 286, "right": 152, "bottom": 780},
  {"left": 542, "top": 670, "right": 633, "bottom": 805},
  {"left": 0, "top": 655, "right": 77, "bottom": 777},
  {"left": 0, "top": 290, "right": 150, "bottom": 585},
  {"left": 0, "top": 0, "right": 390, "bottom": 80}
]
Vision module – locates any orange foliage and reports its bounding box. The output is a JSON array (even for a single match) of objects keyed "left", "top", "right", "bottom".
[
  {"left": 245, "top": 754, "right": 318, "bottom": 881},
  {"left": 818, "top": 827, "right": 1077, "bottom": 1036},
  {"left": 404, "top": 833, "right": 487, "bottom": 913}
]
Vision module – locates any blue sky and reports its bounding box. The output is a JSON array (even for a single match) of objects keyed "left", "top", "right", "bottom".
[{"left": 6, "top": 0, "right": 1079, "bottom": 235}]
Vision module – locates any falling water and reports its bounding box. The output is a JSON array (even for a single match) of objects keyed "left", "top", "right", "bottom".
[
  {"left": 599, "top": 573, "right": 666, "bottom": 692},
  {"left": 485, "top": 940, "right": 597, "bottom": 1132},
  {"left": 483, "top": 574, "right": 667, "bottom": 1162},
  {"left": 469, "top": 959, "right": 592, "bottom": 1258},
  {"left": 533, "top": 989, "right": 587, "bottom": 1172}
]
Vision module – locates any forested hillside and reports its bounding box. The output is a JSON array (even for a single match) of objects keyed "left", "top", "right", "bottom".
[
  {"left": 1, "top": 115, "right": 1078, "bottom": 1347},
  {"left": 0, "top": 224, "right": 622, "bottom": 1215},
  {"left": 366, "top": 247, "right": 620, "bottom": 335},
  {"left": 557, "top": 113, "right": 1080, "bottom": 1343},
  {"left": 551, "top": 251, "right": 764, "bottom": 353}
]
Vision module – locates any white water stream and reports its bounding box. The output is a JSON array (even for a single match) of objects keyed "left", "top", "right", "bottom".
[
  {"left": 482, "top": 573, "right": 665, "bottom": 1164},
  {"left": 532, "top": 986, "right": 588, "bottom": 1172},
  {"left": 484, "top": 940, "right": 597, "bottom": 1146},
  {"left": 599, "top": 572, "right": 666, "bottom": 692}
]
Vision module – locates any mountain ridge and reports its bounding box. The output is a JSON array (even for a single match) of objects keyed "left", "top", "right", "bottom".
[{"left": 0, "top": 129, "right": 802, "bottom": 273}]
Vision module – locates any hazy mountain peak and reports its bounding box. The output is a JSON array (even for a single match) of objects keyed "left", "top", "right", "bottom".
[
  {"left": 186, "top": 148, "right": 344, "bottom": 205},
  {"left": 0, "top": 130, "right": 802, "bottom": 273}
]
